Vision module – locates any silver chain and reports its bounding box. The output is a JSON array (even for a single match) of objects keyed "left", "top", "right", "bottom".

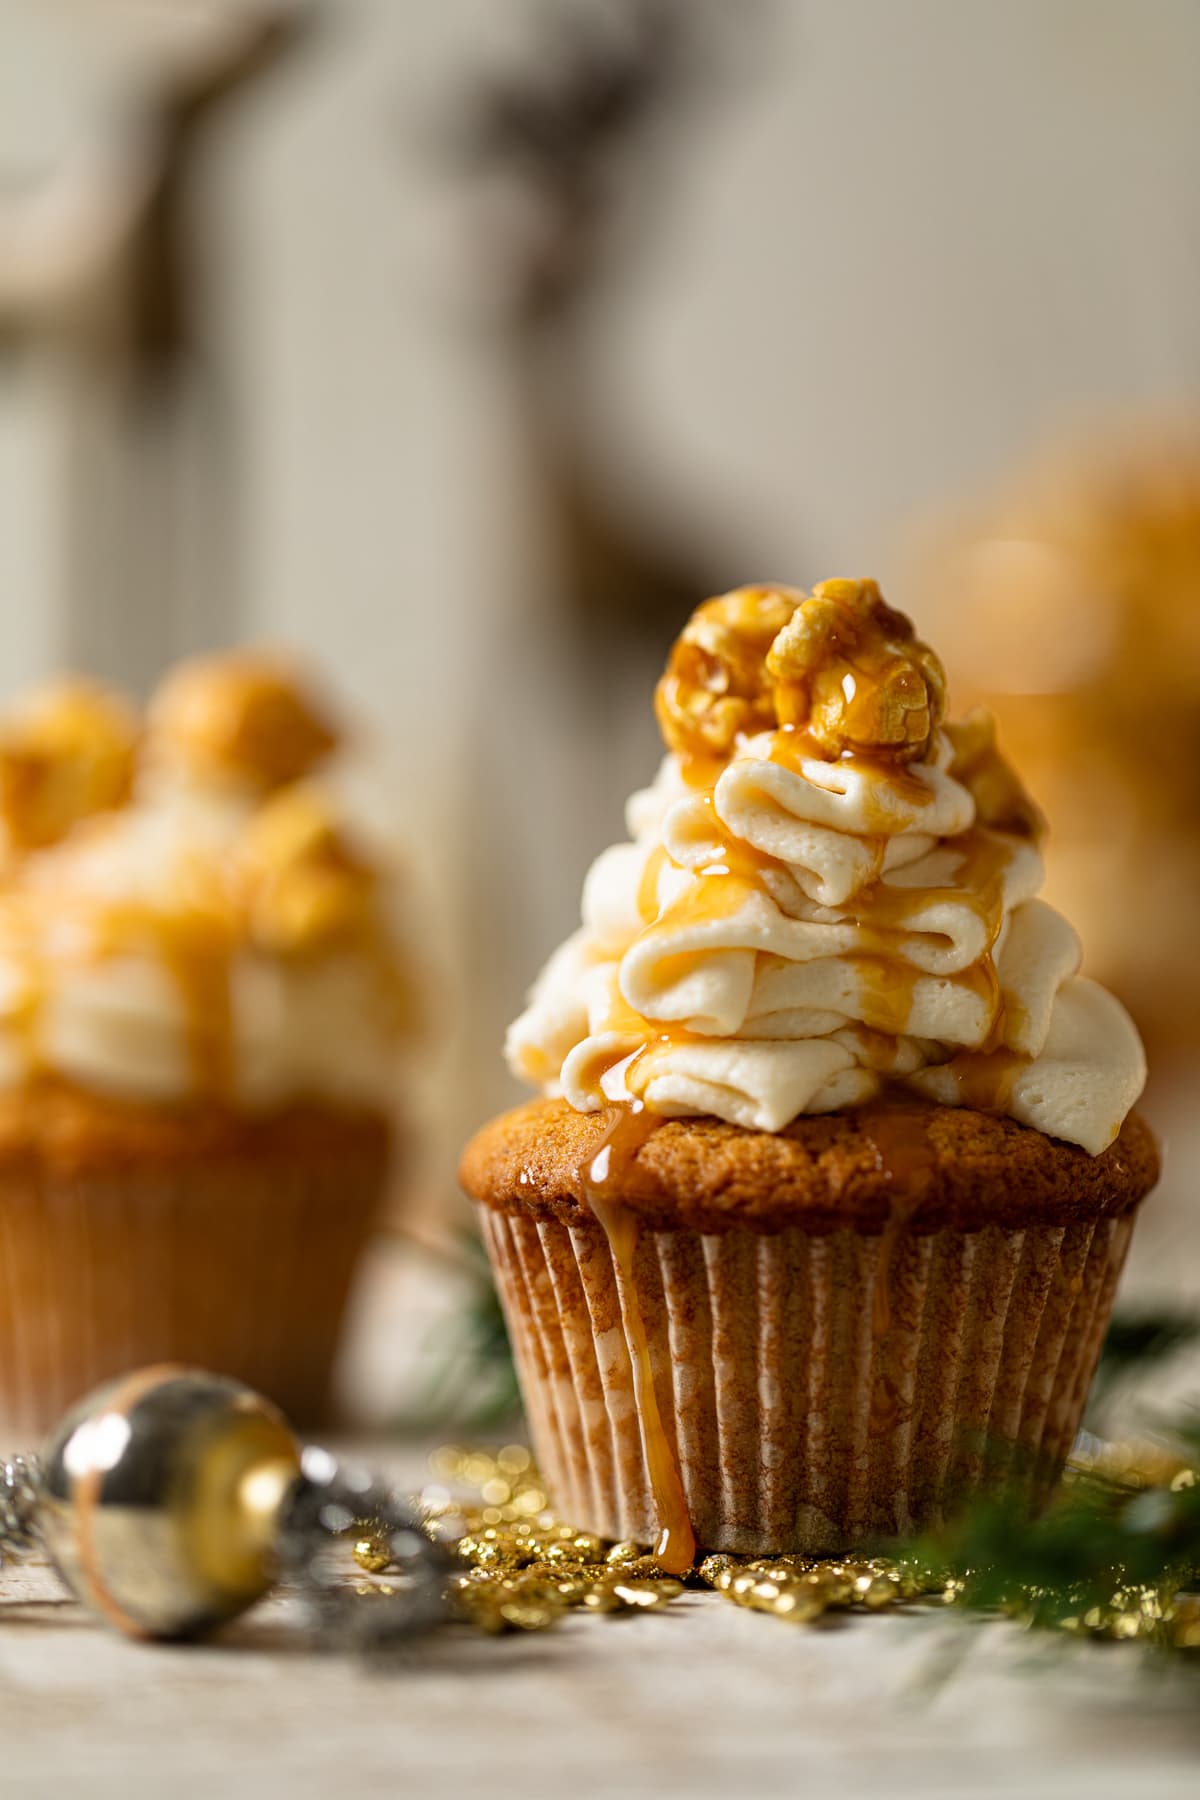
[
  {"left": 275, "top": 1446, "right": 453, "bottom": 1653},
  {"left": 0, "top": 1455, "right": 41, "bottom": 1565}
]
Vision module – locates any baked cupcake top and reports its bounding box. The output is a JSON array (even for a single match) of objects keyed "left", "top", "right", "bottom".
[
  {"left": 462, "top": 1096, "right": 1157, "bottom": 1234},
  {"left": 0, "top": 656, "right": 413, "bottom": 1109},
  {"left": 507, "top": 580, "right": 1146, "bottom": 1156}
]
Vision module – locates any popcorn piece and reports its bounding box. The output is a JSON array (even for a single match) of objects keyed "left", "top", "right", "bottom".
[
  {"left": 655, "top": 585, "right": 802, "bottom": 760},
  {"left": 238, "top": 782, "right": 375, "bottom": 954},
  {"left": 149, "top": 653, "right": 339, "bottom": 791},
  {"left": 767, "top": 578, "right": 947, "bottom": 762},
  {"left": 945, "top": 708, "right": 1045, "bottom": 841},
  {"left": 0, "top": 679, "right": 138, "bottom": 851}
]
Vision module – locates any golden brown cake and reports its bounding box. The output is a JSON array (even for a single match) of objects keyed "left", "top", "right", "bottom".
[
  {"left": 0, "top": 660, "right": 414, "bottom": 1431},
  {"left": 460, "top": 579, "right": 1158, "bottom": 1562},
  {"left": 463, "top": 1097, "right": 1155, "bottom": 1556}
]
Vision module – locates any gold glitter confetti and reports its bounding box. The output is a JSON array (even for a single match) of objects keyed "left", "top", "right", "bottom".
[
  {"left": 352, "top": 1534, "right": 392, "bottom": 1575},
  {"left": 395, "top": 1443, "right": 1200, "bottom": 1645},
  {"left": 605, "top": 1540, "right": 643, "bottom": 1567}
]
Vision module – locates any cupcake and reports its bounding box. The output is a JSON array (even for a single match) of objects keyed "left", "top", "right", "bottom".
[
  {"left": 0, "top": 657, "right": 413, "bottom": 1432},
  {"left": 460, "top": 579, "right": 1157, "bottom": 1565}
]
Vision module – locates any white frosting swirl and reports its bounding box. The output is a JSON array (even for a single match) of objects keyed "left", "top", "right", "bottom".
[
  {"left": 507, "top": 724, "right": 1146, "bottom": 1156},
  {"left": 0, "top": 661, "right": 412, "bottom": 1111}
]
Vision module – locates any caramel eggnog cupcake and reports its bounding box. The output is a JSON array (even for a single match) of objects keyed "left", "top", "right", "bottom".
[
  {"left": 460, "top": 580, "right": 1157, "bottom": 1564},
  {"left": 0, "top": 659, "right": 413, "bottom": 1431}
]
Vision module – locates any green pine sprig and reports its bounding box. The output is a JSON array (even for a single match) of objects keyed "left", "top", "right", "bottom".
[
  {"left": 892, "top": 1319, "right": 1200, "bottom": 1655},
  {"left": 392, "top": 1232, "right": 521, "bottom": 1435}
]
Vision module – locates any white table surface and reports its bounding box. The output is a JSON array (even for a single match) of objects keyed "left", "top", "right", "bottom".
[{"left": 1, "top": 1240, "right": 1198, "bottom": 1800}]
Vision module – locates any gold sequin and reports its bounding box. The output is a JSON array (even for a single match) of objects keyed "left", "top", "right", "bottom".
[
  {"left": 403, "top": 1442, "right": 1200, "bottom": 1649},
  {"left": 352, "top": 1534, "right": 392, "bottom": 1575}
]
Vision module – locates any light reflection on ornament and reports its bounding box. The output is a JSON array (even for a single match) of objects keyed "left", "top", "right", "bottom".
[{"left": 61, "top": 1412, "right": 131, "bottom": 1479}]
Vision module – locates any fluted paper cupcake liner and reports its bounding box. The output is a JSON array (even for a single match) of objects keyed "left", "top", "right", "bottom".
[
  {"left": 480, "top": 1206, "right": 1133, "bottom": 1554},
  {"left": 0, "top": 1154, "right": 383, "bottom": 1436}
]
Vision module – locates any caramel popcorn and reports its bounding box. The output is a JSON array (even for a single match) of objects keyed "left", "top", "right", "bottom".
[
  {"left": 0, "top": 680, "right": 138, "bottom": 851},
  {"left": 149, "top": 653, "right": 339, "bottom": 791},
  {"left": 655, "top": 585, "right": 802, "bottom": 760},
  {"left": 237, "top": 783, "right": 376, "bottom": 955},
  {"left": 655, "top": 580, "right": 948, "bottom": 767},
  {"left": 945, "top": 708, "right": 1045, "bottom": 842},
  {"left": 766, "top": 578, "right": 947, "bottom": 762}
]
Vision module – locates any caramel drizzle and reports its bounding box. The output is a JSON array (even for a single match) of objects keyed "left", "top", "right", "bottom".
[
  {"left": 0, "top": 750, "right": 242, "bottom": 1091},
  {"left": 3, "top": 899, "right": 47, "bottom": 1071},
  {"left": 846, "top": 826, "right": 1017, "bottom": 1079},
  {"left": 935, "top": 1041, "right": 1027, "bottom": 1112},
  {"left": 91, "top": 901, "right": 236, "bottom": 1099},
  {"left": 861, "top": 1110, "right": 934, "bottom": 1338},
  {"left": 611, "top": 705, "right": 1034, "bottom": 1118},
  {"left": 572, "top": 975, "right": 726, "bottom": 1113},
  {"left": 637, "top": 845, "right": 671, "bottom": 925},
  {"left": 678, "top": 750, "right": 727, "bottom": 793},
  {"left": 1, "top": 890, "right": 236, "bottom": 1097},
  {"left": 581, "top": 1107, "right": 696, "bottom": 1574},
  {"left": 766, "top": 725, "right": 934, "bottom": 820}
]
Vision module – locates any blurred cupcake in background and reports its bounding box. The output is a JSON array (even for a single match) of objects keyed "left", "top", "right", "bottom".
[
  {"left": 913, "top": 430, "right": 1200, "bottom": 1064},
  {"left": 0, "top": 656, "right": 417, "bottom": 1431}
]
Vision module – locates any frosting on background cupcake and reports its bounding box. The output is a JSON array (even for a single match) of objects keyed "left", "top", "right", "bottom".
[
  {"left": 0, "top": 656, "right": 413, "bottom": 1109},
  {"left": 508, "top": 580, "right": 1145, "bottom": 1155}
]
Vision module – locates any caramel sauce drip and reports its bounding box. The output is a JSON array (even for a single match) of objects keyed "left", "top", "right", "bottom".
[
  {"left": 766, "top": 727, "right": 925, "bottom": 898},
  {"left": 618, "top": 797, "right": 1019, "bottom": 1099},
  {"left": 761, "top": 724, "right": 828, "bottom": 775},
  {"left": 933, "top": 975, "right": 1030, "bottom": 1112},
  {"left": 945, "top": 711, "right": 1044, "bottom": 843},
  {"left": 606, "top": 844, "right": 767, "bottom": 1106},
  {"left": 861, "top": 1109, "right": 934, "bottom": 1339},
  {"left": 618, "top": 813, "right": 1021, "bottom": 1106},
  {"left": 845, "top": 827, "right": 1014, "bottom": 1042},
  {"left": 853, "top": 956, "right": 923, "bottom": 1039},
  {"left": 641, "top": 798, "right": 780, "bottom": 932},
  {"left": 647, "top": 859, "right": 761, "bottom": 937},
  {"left": 581, "top": 1108, "right": 696, "bottom": 1574},
  {"left": 851, "top": 826, "right": 1012, "bottom": 942},
  {"left": 678, "top": 750, "right": 727, "bottom": 793},
  {"left": 1, "top": 887, "right": 240, "bottom": 1099},
  {"left": 636, "top": 845, "right": 671, "bottom": 925},
  {"left": 10, "top": 918, "right": 45, "bottom": 1072},
  {"left": 936, "top": 1043, "right": 1027, "bottom": 1112},
  {"left": 693, "top": 796, "right": 780, "bottom": 887},
  {"left": 91, "top": 902, "right": 237, "bottom": 1100},
  {"left": 768, "top": 726, "right": 934, "bottom": 822},
  {"left": 567, "top": 987, "right": 702, "bottom": 1135}
]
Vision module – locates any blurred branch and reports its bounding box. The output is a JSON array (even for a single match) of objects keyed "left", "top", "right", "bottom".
[
  {"left": 0, "top": 0, "right": 315, "bottom": 685},
  {"left": 388, "top": 1231, "right": 521, "bottom": 1438},
  {"left": 439, "top": 0, "right": 771, "bottom": 644},
  {"left": 1086, "top": 1306, "right": 1200, "bottom": 1430},
  {"left": 900, "top": 1408, "right": 1200, "bottom": 1657},
  {"left": 447, "top": 0, "right": 715, "bottom": 329}
]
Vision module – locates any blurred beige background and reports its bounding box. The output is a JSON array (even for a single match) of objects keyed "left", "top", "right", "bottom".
[{"left": 1, "top": 0, "right": 1199, "bottom": 1265}]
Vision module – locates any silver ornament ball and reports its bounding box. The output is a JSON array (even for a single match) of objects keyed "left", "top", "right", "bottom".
[{"left": 39, "top": 1365, "right": 300, "bottom": 1640}]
